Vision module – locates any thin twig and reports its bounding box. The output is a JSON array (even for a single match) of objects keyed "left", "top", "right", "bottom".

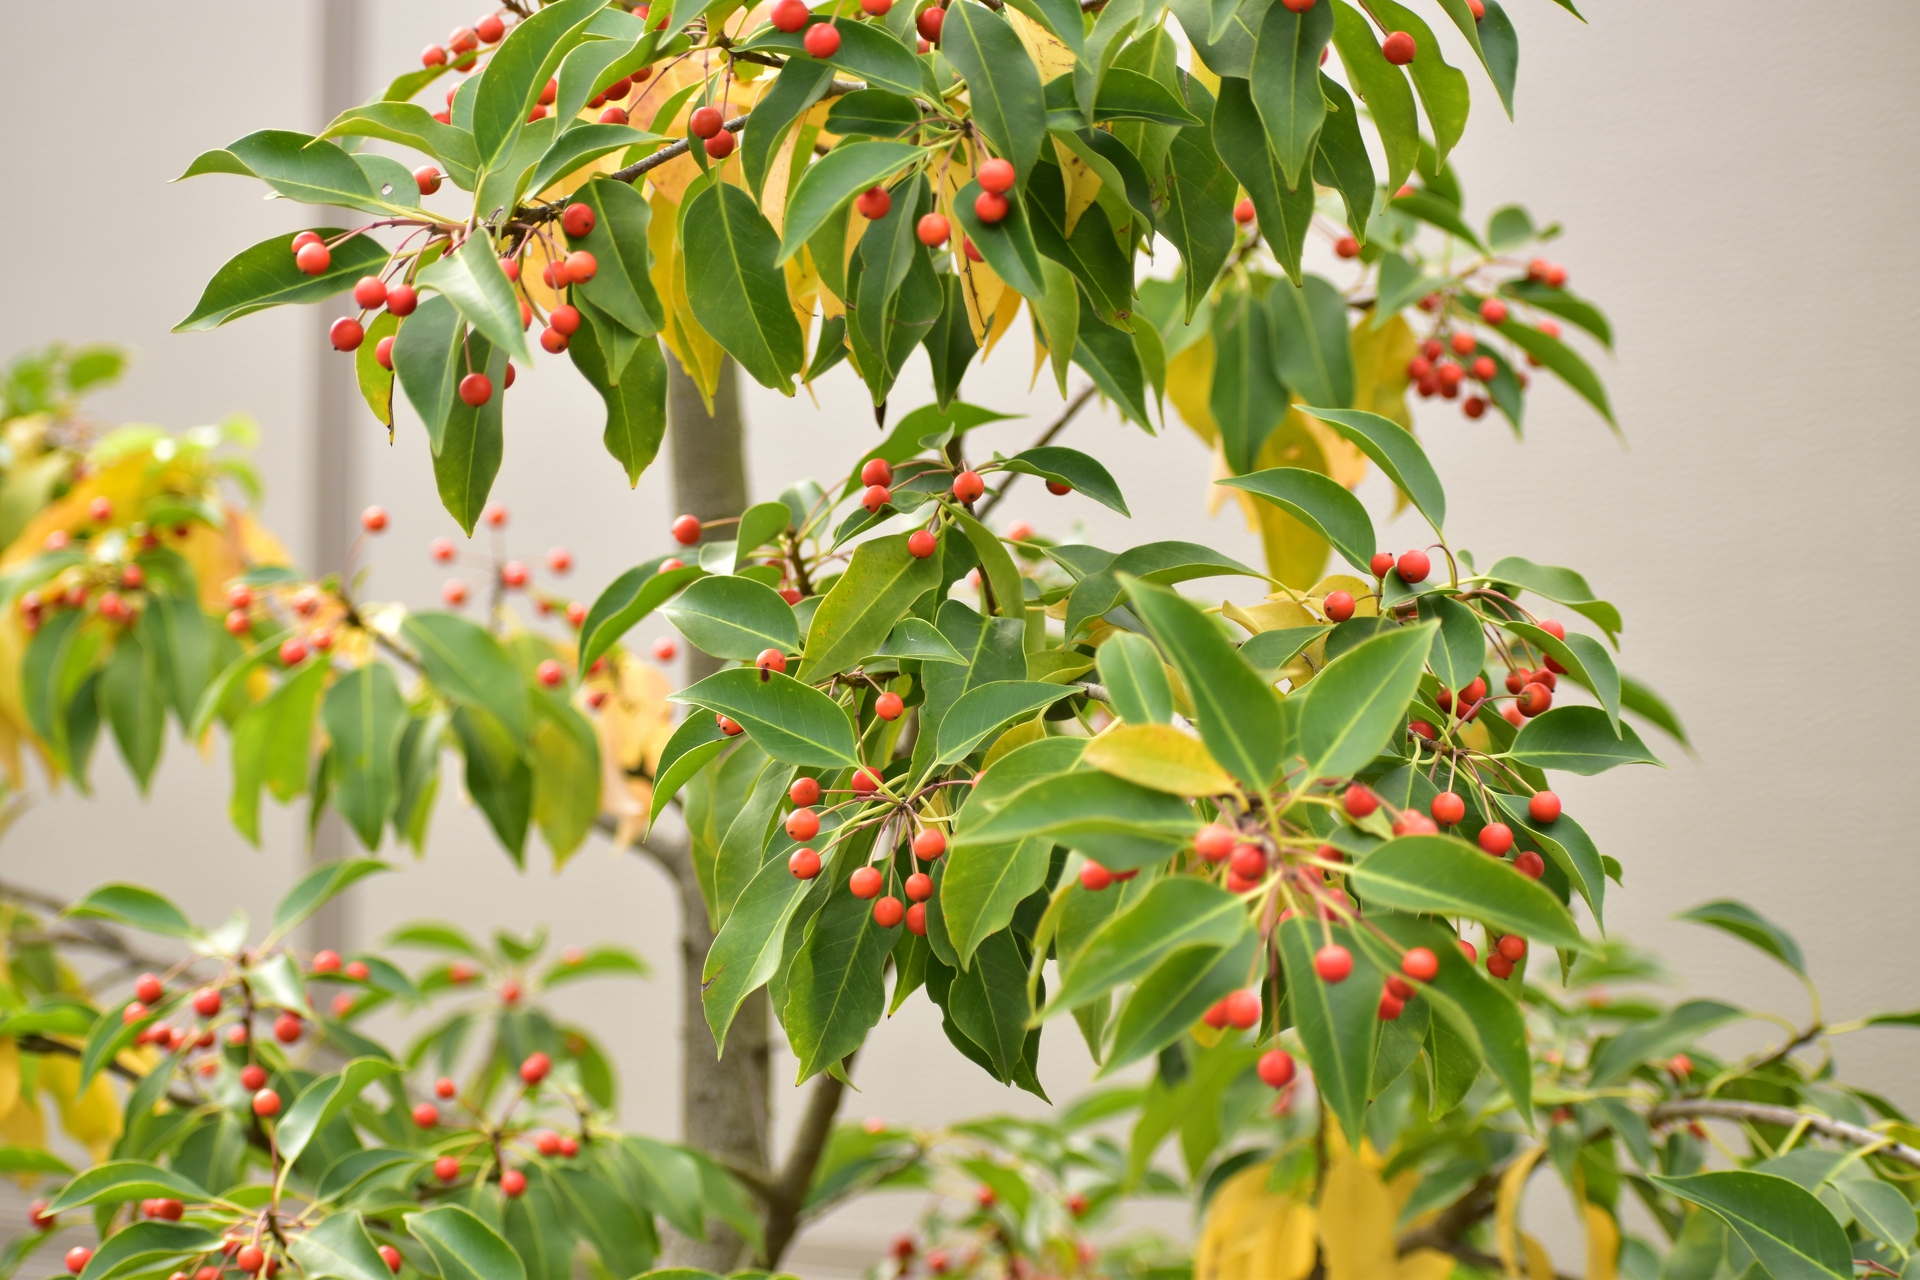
[
  {"left": 975, "top": 384, "right": 1098, "bottom": 519},
  {"left": 1648, "top": 1100, "right": 1920, "bottom": 1170}
]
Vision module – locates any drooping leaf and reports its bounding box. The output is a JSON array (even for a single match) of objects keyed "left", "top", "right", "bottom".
[
  {"left": 1049, "top": 877, "right": 1247, "bottom": 1016},
  {"left": 1348, "top": 835, "right": 1588, "bottom": 952},
  {"left": 1299, "top": 406, "right": 1445, "bottom": 529},
  {"left": 1649, "top": 1172, "right": 1852, "bottom": 1280},
  {"left": 1218, "top": 468, "right": 1375, "bottom": 573},
  {"left": 776, "top": 141, "right": 929, "bottom": 262},
  {"left": 1329, "top": 0, "right": 1419, "bottom": 195},
  {"left": 998, "top": 446, "right": 1129, "bottom": 516},
  {"left": 1268, "top": 275, "right": 1355, "bottom": 410},
  {"left": 1677, "top": 900, "right": 1806, "bottom": 977},
  {"left": 402, "top": 612, "right": 530, "bottom": 742},
  {"left": 670, "top": 669, "right": 861, "bottom": 768},
  {"left": 941, "top": 838, "right": 1051, "bottom": 972},
  {"left": 682, "top": 179, "right": 805, "bottom": 391},
  {"left": 936, "top": 681, "right": 1076, "bottom": 763},
  {"left": 1508, "top": 706, "right": 1660, "bottom": 775},
  {"left": 1246, "top": 0, "right": 1333, "bottom": 190},
  {"left": 945, "top": 1, "right": 1047, "bottom": 186},
  {"left": 1278, "top": 916, "right": 1378, "bottom": 1148},
  {"left": 175, "top": 229, "right": 391, "bottom": 331},
  {"left": 417, "top": 235, "right": 534, "bottom": 364},
  {"left": 1211, "top": 78, "right": 1315, "bottom": 282},
  {"left": 580, "top": 559, "right": 703, "bottom": 670},
  {"left": 1487, "top": 555, "right": 1622, "bottom": 643},
  {"left": 321, "top": 665, "right": 408, "bottom": 849},
  {"left": 1127, "top": 580, "right": 1282, "bottom": 792}
]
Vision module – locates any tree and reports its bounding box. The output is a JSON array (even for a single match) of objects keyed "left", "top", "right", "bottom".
[{"left": 3, "top": 1, "right": 1917, "bottom": 1278}]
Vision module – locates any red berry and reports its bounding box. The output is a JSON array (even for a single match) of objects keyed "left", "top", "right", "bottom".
[
  {"left": 671, "top": 514, "right": 702, "bottom": 544},
  {"left": 907, "top": 529, "right": 938, "bottom": 558},
  {"left": 1222, "top": 989, "right": 1261, "bottom": 1029},
  {"left": 1396, "top": 549, "right": 1431, "bottom": 584},
  {"left": 1257, "top": 1049, "right": 1295, "bottom": 1088},
  {"left": 1513, "top": 850, "right": 1545, "bottom": 879},
  {"left": 328, "top": 318, "right": 365, "bottom": 353},
  {"left": 1430, "top": 791, "right": 1465, "bottom": 826},
  {"left": 861, "top": 483, "right": 891, "bottom": 513},
  {"left": 1517, "top": 682, "right": 1553, "bottom": 716},
  {"left": 917, "top": 213, "right": 950, "bottom": 246},
  {"left": 292, "top": 231, "right": 323, "bottom": 251},
  {"left": 1487, "top": 953, "right": 1514, "bottom": 979},
  {"left": 1314, "top": 944, "right": 1353, "bottom": 983},
  {"left": 1231, "top": 197, "right": 1256, "bottom": 225},
  {"left": 431, "top": 1076, "right": 457, "bottom": 1100},
  {"left": 386, "top": 283, "right": 420, "bottom": 316},
  {"left": 353, "top": 276, "right": 389, "bottom": 310},
  {"left": 1046, "top": 480, "right": 1072, "bottom": 495},
  {"left": 274, "top": 1013, "right": 303, "bottom": 1043},
  {"left": 860, "top": 457, "right": 894, "bottom": 487},
  {"left": 361, "top": 506, "right": 389, "bottom": 533},
  {"left": 875, "top": 691, "right": 904, "bottom": 720},
  {"left": 1466, "top": 0, "right": 1485, "bottom": 16},
  {"left": 786, "top": 808, "right": 820, "bottom": 841},
  {"left": 295, "top": 242, "right": 332, "bottom": 276},
  {"left": 1323, "top": 590, "right": 1354, "bottom": 622},
  {"left": 500, "top": 1170, "right": 527, "bottom": 1198},
  {"left": 477, "top": 13, "right": 506, "bottom": 42},
  {"left": 1478, "top": 823, "right": 1514, "bottom": 856},
  {"left": 1459, "top": 938, "right": 1477, "bottom": 963},
  {"left": 241, "top": 1063, "right": 269, "bottom": 1090},
  {"left": 916, "top": 6, "right": 945, "bottom": 40},
  {"left": 134, "top": 972, "right": 165, "bottom": 1004},
  {"left": 1334, "top": 235, "right": 1360, "bottom": 258},
  {"left": 1228, "top": 843, "right": 1267, "bottom": 879},
  {"left": 1401, "top": 947, "right": 1439, "bottom": 982},
  {"left": 904, "top": 872, "right": 933, "bottom": 902},
  {"left": 599, "top": 105, "right": 630, "bottom": 124},
  {"left": 422, "top": 44, "right": 448, "bottom": 66},
  {"left": 1449, "top": 331, "right": 1475, "bottom": 358},
  {"left": 873, "top": 896, "right": 905, "bottom": 928},
  {"left": 1408, "top": 356, "right": 1433, "bottom": 380},
  {"left": 782, "top": 846, "right": 819, "bottom": 881},
  {"left": 1480, "top": 297, "right": 1509, "bottom": 325},
  {"left": 1194, "top": 824, "right": 1235, "bottom": 862},
  {"left": 951, "top": 470, "right": 985, "bottom": 503},
  {"left": 771, "top": 0, "right": 810, "bottom": 29},
  {"left": 547, "top": 304, "right": 582, "bottom": 338},
  {"left": 561, "top": 203, "right": 595, "bottom": 240},
  {"left": 1381, "top": 30, "right": 1416, "bottom": 64},
  {"left": 193, "top": 988, "right": 222, "bottom": 1017},
  {"left": 1378, "top": 992, "right": 1405, "bottom": 1020},
  {"left": 412, "top": 1103, "right": 439, "bottom": 1129},
  {"left": 343, "top": 960, "right": 369, "bottom": 981},
  {"left": 565, "top": 250, "right": 598, "bottom": 282},
  {"left": 973, "top": 190, "right": 1009, "bottom": 223},
  {"left": 279, "top": 639, "right": 309, "bottom": 668},
  {"left": 719, "top": 716, "right": 743, "bottom": 736},
  {"left": 911, "top": 828, "right": 946, "bottom": 859},
  {"left": 378, "top": 1246, "right": 403, "bottom": 1275},
  {"left": 855, "top": 186, "right": 892, "bottom": 220},
  {"left": 1471, "top": 356, "right": 1496, "bottom": 381},
  {"left": 803, "top": 22, "right": 841, "bottom": 56},
  {"left": 689, "top": 106, "right": 723, "bottom": 139},
  {"left": 458, "top": 373, "right": 493, "bottom": 406},
  {"left": 851, "top": 767, "right": 882, "bottom": 793},
  {"left": 519, "top": 1051, "right": 551, "bottom": 1084},
  {"left": 850, "top": 866, "right": 884, "bottom": 899},
  {"left": 536, "top": 659, "right": 564, "bottom": 687},
  {"left": 1497, "top": 935, "right": 1528, "bottom": 963},
  {"left": 1282, "top": 0, "right": 1317, "bottom": 9},
  {"left": 312, "top": 950, "right": 342, "bottom": 974},
  {"left": 1078, "top": 860, "right": 1113, "bottom": 891},
  {"left": 962, "top": 236, "right": 983, "bottom": 262},
  {"left": 539, "top": 326, "right": 569, "bottom": 354},
  {"left": 1370, "top": 551, "right": 1394, "bottom": 578},
  {"left": 1528, "top": 791, "right": 1561, "bottom": 824},
  {"left": 252, "top": 1088, "right": 282, "bottom": 1117},
  {"left": 977, "top": 158, "right": 1016, "bottom": 194},
  {"left": 906, "top": 903, "right": 928, "bottom": 935},
  {"left": 863, "top": 0, "right": 894, "bottom": 13},
  {"left": 1342, "top": 785, "right": 1378, "bottom": 818}
]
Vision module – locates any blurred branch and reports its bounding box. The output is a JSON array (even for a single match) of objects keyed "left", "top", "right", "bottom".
[
  {"left": 0, "top": 876, "right": 177, "bottom": 979},
  {"left": 1649, "top": 1100, "right": 1920, "bottom": 1169}
]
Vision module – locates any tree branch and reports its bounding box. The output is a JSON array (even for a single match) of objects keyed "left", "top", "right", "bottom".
[
  {"left": 974, "top": 384, "right": 1098, "bottom": 519},
  {"left": 759, "top": 1064, "right": 852, "bottom": 1266},
  {"left": 1648, "top": 1100, "right": 1920, "bottom": 1170},
  {"left": 15, "top": 1035, "right": 220, "bottom": 1126}
]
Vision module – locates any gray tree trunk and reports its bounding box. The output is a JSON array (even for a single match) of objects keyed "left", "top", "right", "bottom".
[{"left": 656, "top": 353, "right": 770, "bottom": 1273}]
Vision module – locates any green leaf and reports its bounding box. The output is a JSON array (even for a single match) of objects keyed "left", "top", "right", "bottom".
[
  {"left": 1208, "top": 290, "right": 1287, "bottom": 474},
  {"left": 1589, "top": 998, "right": 1747, "bottom": 1087},
  {"left": 1246, "top": 0, "right": 1332, "bottom": 189},
  {"left": 272, "top": 858, "right": 391, "bottom": 939},
  {"left": 1362, "top": 0, "right": 1470, "bottom": 166},
  {"left": 291, "top": 1211, "right": 395, "bottom": 1280},
  {"left": 1126, "top": 579, "right": 1282, "bottom": 791},
  {"left": 175, "top": 228, "right": 390, "bottom": 331},
  {"left": 77, "top": 1222, "right": 219, "bottom": 1280},
  {"left": 661, "top": 576, "right": 801, "bottom": 661},
  {"left": 46, "top": 1161, "right": 213, "bottom": 1214},
  {"left": 277, "top": 1058, "right": 400, "bottom": 1167},
  {"left": 528, "top": 121, "right": 658, "bottom": 198},
  {"left": 1508, "top": 706, "right": 1660, "bottom": 775},
  {"left": 1103, "top": 927, "right": 1256, "bottom": 1075},
  {"left": 222, "top": 130, "right": 398, "bottom": 213},
  {"left": 1096, "top": 630, "right": 1172, "bottom": 724},
  {"left": 746, "top": 60, "right": 836, "bottom": 199},
  {"left": 1433, "top": 0, "right": 1515, "bottom": 116},
  {"left": 1050, "top": 877, "right": 1246, "bottom": 1016},
  {"left": 1649, "top": 1172, "right": 1852, "bottom": 1280},
  {"left": 949, "top": 929, "right": 1034, "bottom": 1079},
  {"left": 321, "top": 665, "right": 409, "bottom": 848},
  {"left": 739, "top": 19, "right": 926, "bottom": 97},
  {"left": 1502, "top": 620, "right": 1621, "bottom": 733},
  {"left": 1487, "top": 555, "right": 1622, "bottom": 643},
  {"left": 1490, "top": 793, "right": 1606, "bottom": 928},
  {"left": 703, "top": 851, "right": 819, "bottom": 1052},
  {"left": 1073, "top": 312, "right": 1154, "bottom": 428},
  {"left": 671, "top": 668, "right": 860, "bottom": 768},
  {"left": 1503, "top": 280, "right": 1614, "bottom": 349},
  {"left": 1678, "top": 900, "right": 1806, "bottom": 977},
  {"left": 1278, "top": 916, "right": 1377, "bottom": 1148},
  {"left": 1218, "top": 468, "right": 1376, "bottom": 573},
  {"left": 573, "top": 313, "right": 667, "bottom": 487},
  {"left": 1210, "top": 78, "right": 1315, "bottom": 282},
  {"left": 408, "top": 1206, "right": 528, "bottom": 1280},
  {"left": 403, "top": 612, "right": 530, "bottom": 741},
  {"left": 684, "top": 179, "right": 804, "bottom": 391},
  {"left": 1299, "top": 618, "right": 1433, "bottom": 772},
  {"left": 951, "top": 178, "right": 1048, "bottom": 299},
  {"left": 1499, "top": 318, "right": 1617, "bottom": 431},
  {"left": 1300, "top": 406, "right": 1444, "bottom": 529},
  {"left": 319, "top": 103, "right": 481, "bottom": 187},
  {"left": 954, "top": 769, "right": 1194, "bottom": 870},
  {"left": 944, "top": 0, "right": 1046, "bottom": 187},
  {"left": 1350, "top": 834, "right": 1588, "bottom": 952},
  {"left": 581, "top": 560, "right": 703, "bottom": 670},
  {"left": 1240, "top": 626, "right": 1332, "bottom": 674},
  {"left": 418, "top": 235, "right": 534, "bottom": 365},
  {"left": 1091, "top": 67, "right": 1201, "bottom": 125},
  {"left": 1027, "top": 162, "right": 1137, "bottom": 324},
  {"left": 102, "top": 635, "right": 165, "bottom": 792},
  {"left": 784, "top": 869, "right": 894, "bottom": 1081},
  {"left": 1419, "top": 594, "right": 1483, "bottom": 697},
  {"left": 1836, "top": 1179, "right": 1916, "bottom": 1254},
  {"left": 354, "top": 310, "right": 400, "bottom": 428},
  {"left": 470, "top": 0, "right": 606, "bottom": 173},
  {"left": 1157, "top": 77, "right": 1235, "bottom": 321},
  {"left": 1329, "top": 0, "right": 1418, "bottom": 195},
  {"left": 391, "top": 294, "right": 467, "bottom": 452},
  {"left": 777, "top": 142, "right": 927, "bottom": 263},
  {"left": 570, "top": 176, "right": 668, "bottom": 339},
  {"left": 1313, "top": 74, "right": 1375, "bottom": 237},
  {"left": 1268, "top": 275, "right": 1355, "bottom": 410},
  {"left": 529, "top": 694, "right": 602, "bottom": 862},
  {"left": 65, "top": 884, "right": 196, "bottom": 937},
  {"left": 1366, "top": 914, "right": 1533, "bottom": 1117},
  {"left": 937, "top": 681, "right": 1074, "bottom": 763},
  {"left": 922, "top": 274, "right": 979, "bottom": 407},
  {"left": 0, "top": 1147, "right": 73, "bottom": 1176},
  {"left": 941, "top": 838, "right": 1050, "bottom": 971},
  {"left": 799, "top": 533, "right": 941, "bottom": 679},
  {"left": 427, "top": 329, "right": 508, "bottom": 533}
]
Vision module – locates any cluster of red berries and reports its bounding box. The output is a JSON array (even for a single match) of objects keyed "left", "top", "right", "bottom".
[
  {"left": 18, "top": 525, "right": 156, "bottom": 636},
  {"left": 1202, "top": 988, "right": 1263, "bottom": 1030},
  {"left": 421, "top": 13, "right": 507, "bottom": 73},
  {"left": 430, "top": 506, "right": 587, "bottom": 638},
  {"left": 784, "top": 774, "right": 948, "bottom": 934}
]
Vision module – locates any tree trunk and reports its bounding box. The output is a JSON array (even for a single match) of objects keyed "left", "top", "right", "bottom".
[{"left": 658, "top": 353, "right": 769, "bottom": 1273}]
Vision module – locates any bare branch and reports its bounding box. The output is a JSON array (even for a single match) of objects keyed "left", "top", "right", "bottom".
[{"left": 1649, "top": 1100, "right": 1920, "bottom": 1170}]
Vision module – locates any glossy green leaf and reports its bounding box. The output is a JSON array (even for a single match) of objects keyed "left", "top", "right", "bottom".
[
  {"left": 403, "top": 612, "right": 529, "bottom": 742},
  {"left": 222, "top": 130, "right": 401, "bottom": 213},
  {"left": 1490, "top": 792, "right": 1606, "bottom": 927},
  {"left": 946, "top": 1, "right": 1046, "bottom": 185},
  {"left": 683, "top": 179, "right": 804, "bottom": 391},
  {"left": 1433, "top": 0, "right": 1515, "bottom": 116},
  {"left": 1050, "top": 877, "right": 1246, "bottom": 1016},
  {"left": 1650, "top": 1172, "right": 1852, "bottom": 1280},
  {"left": 937, "top": 681, "right": 1074, "bottom": 763},
  {"left": 777, "top": 141, "right": 928, "bottom": 262},
  {"left": 1392, "top": 190, "right": 1485, "bottom": 249},
  {"left": 952, "top": 177, "right": 1048, "bottom": 298},
  {"left": 1590, "top": 999, "right": 1745, "bottom": 1086},
  {"left": 1073, "top": 312, "right": 1154, "bottom": 428},
  {"left": 1246, "top": 0, "right": 1332, "bottom": 189},
  {"left": 469, "top": 0, "right": 605, "bottom": 173},
  {"left": 47, "top": 1161, "right": 214, "bottom": 1214},
  {"left": 1364, "top": 0, "right": 1470, "bottom": 166},
  {"left": 353, "top": 310, "right": 399, "bottom": 428},
  {"left": 1502, "top": 620, "right": 1621, "bottom": 733},
  {"left": 77, "top": 1222, "right": 219, "bottom": 1280},
  {"left": 799, "top": 533, "right": 941, "bottom": 679},
  {"left": 745, "top": 59, "right": 835, "bottom": 198},
  {"left": 1503, "top": 280, "right": 1614, "bottom": 349},
  {"left": 704, "top": 846, "right": 826, "bottom": 1052},
  {"left": 428, "top": 329, "right": 508, "bottom": 532},
  {"left": 1508, "top": 706, "right": 1660, "bottom": 775},
  {"left": 824, "top": 87, "right": 919, "bottom": 139},
  {"left": 321, "top": 665, "right": 408, "bottom": 849},
  {"left": 408, "top": 1206, "right": 527, "bottom": 1280},
  {"left": 784, "top": 870, "right": 894, "bottom": 1081},
  {"left": 1096, "top": 631, "right": 1173, "bottom": 724},
  {"left": 1279, "top": 916, "right": 1378, "bottom": 1148},
  {"left": 1208, "top": 290, "right": 1286, "bottom": 473},
  {"left": 290, "top": 1211, "right": 394, "bottom": 1280},
  {"left": 571, "top": 176, "right": 667, "bottom": 339},
  {"left": 175, "top": 228, "right": 390, "bottom": 331},
  {"left": 580, "top": 560, "right": 703, "bottom": 670},
  {"left": 1678, "top": 900, "right": 1806, "bottom": 977},
  {"left": 1367, "top": 914, "right": 1533, "bottom": 1117},
  {"left": 739, "top": 19, "right": 926, "bottom": 98},
  {"left": 272, "top": 858, "right": 390, "bottom": 939},
  {"left": 66, "top": 884, "right": 196, "bottom": 937},
  {"left": 661, "top": 576, "right": 801, "bottom": 661},
  {"left": 1352, "top": 834, "right": 1587, "bottom": 950},
  {"left": 1269, "top": 275, "right": 1355, "bottom": 409},
  {"left": 942, "top": 838, "right": 1050, "bottom": 971},
  {"left": 1103, "top": 927, "right": 1256, "bottom": 1075},
  {"left": 1301, "top": 406, "right": 1445, "bottom": 530},
  {"left": 1023, "top": 167, "right": 1137, "bottom": 328},
  {"left": 671, "top": 668, "right": 859, "bottom": 768},
  {"left": 319, "top": 103, "right": 481, "bottom": 186},
  {"left": 1500, "top": 318, "right": 1617, "bottom": 431},
  {"left": 954, "top": 769, "right": 1195, "bottom": 869},
  {"left": 648, "top": 714, "right": 727, "bottom": 831},
  {"left": 390, "top": 294, "right": 467, "bottom": 453},
  {"left": 1218, "top": 468, "right": 1375, "bottom": 573},
  {"left": 950, "top": 929, "right": 1033, "bottom": 1079},
  {"left": 1211, "top": 77, "right": 1315, "bottom": 282},
  {"left": 1157, "top": 77, "right": 1235, "bottom": 320},
  {"left": 277, "top": 1058, "right": 400, "bottom": 1166},
  {"left": 1313, "top": 74, "right": 1375, "bottom": 237},
  {"left": 418, "top": 236, "right": 534, "bottom": 364},
  {"left": 573, "top": 313, "right": 667, "bottom": 486},
  {"left": 1127, "top": 580, "right": 1282, "bottom": 789},
  {"left": 1329, "top": 0, "right": 1418, "bottom": 195},
  {"left": 875, "top": 617, "right": 966, "bottom": 664},
  {"left": 1487, "top": 555, "right": 1622, "bottom": 643}
]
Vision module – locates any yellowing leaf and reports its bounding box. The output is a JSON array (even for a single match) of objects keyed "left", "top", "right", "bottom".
[
  {"left": 1496, "top": 1145, "right": 1547, "bottom": 1277},
  {"left": 1084, "top": 723, "right": 1239, "bottom": 796},
  {"left": 984, "top": 715, "right": 1048, "bottom": 768},
  {"left": 1352, "top": 310, "right": 1417, "bottom": 428},
  {"left": 596, "top": 656, "right": 673, "bottom": 849},
  {"left": 1397, "top": 1252, "right": 1458, "bottom": 1280},
  {"left": 1319, "top": 1147, "right": 1399, "bottom": 1280},
  {"left": 982, "top": 288, "right": 1023, "bottom": 360},
  {"left": 1052, "top": 136, "right": 1102, "bottom": 237},
  {"left": 0, "top": 1039, "right": 18, "bottom": 1121},
  {"left": 1005, "top": 8, "right": 1077, "bottom": 82},
  {"left": 1583, "top": 1203, "right": 1620, "bottom": 1280},
  {"left": 1522, "top": 1233, "right": 1556, "bottom": 1280},
  {"left": 1167, "top": 335, "right": 1218, "bottom": 443},
  {"left": 1196, "top": 1163, "right": 1316, "bottom": 1280},
  {"left": 38, "top": 1053, "right": 121, "bottom": 1161},
  {"left": 648, "top": 190, "right": 724, "bottom": 407},
  {"left": 1223, "top": 599, "right": 1319, "bottom": 634}
]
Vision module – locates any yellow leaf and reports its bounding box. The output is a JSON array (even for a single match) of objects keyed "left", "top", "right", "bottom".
[
  {"left": 1305, "top": 573, "right": 1377, "bottom": 617},
  {"left": 0, "top": 1088, "right": 46, "bottom": 1153},
  {"left": 1167, "top": 335, "right": 1218, "bottom": 443},
  {"left": 1223, "top": 599, "right": 1319, "bottom": 634},
  {"left": 1522, "top": 1233, "right": 1556, "bottom": 1280},
  {"left": 38, "top": 1054, "right": 121, "bottom": 1162},
  {"left": 1583, "top": 1202, "right": 1620, "bottom": 1280},
  {"left": 1195, "top": 1163, "right": 1316, "bottom": 1280},
  {"left": 0, "top": 1039, "right": 18, "bottom": 1121},
  {"left": 648, "top": 190, "right": 724, "bottom": 408},
  {"left": 1084, "top": 723, "right": 1239, "bottom": 797},
  {"left": 1005, "top": 8, "right": 1077, "bottom": 82},
  {"left": 984, "top": 715, "right": 1048, "bottom": 768},
  {"left": 1396, "top": 1250, "right": 1458, "bottom": 1280},
  {"left": 982, "top": 288, "right": 1023, "bottom": 360},
  {"left": 1496, "top": 1145, "right": 1547, "bottom": 1277},
  {"left": 1351, "top": 310, "right": 1418, "bottom": 428},
  {"left": 1051, "top": 136, "right": 1102, "bottom": 237},
  {"left": 1318, "top": 1148, "right": 1399, "bottom": 1280}
]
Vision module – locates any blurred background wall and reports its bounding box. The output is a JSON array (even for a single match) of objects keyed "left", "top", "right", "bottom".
[{"left": 1, "top": 1, "right": 1916, "bottom": 1273}]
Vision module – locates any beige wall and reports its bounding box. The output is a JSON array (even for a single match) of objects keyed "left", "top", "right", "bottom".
[{"left": 2, "top": 1, "right": 1917, "bottom": 1272}]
